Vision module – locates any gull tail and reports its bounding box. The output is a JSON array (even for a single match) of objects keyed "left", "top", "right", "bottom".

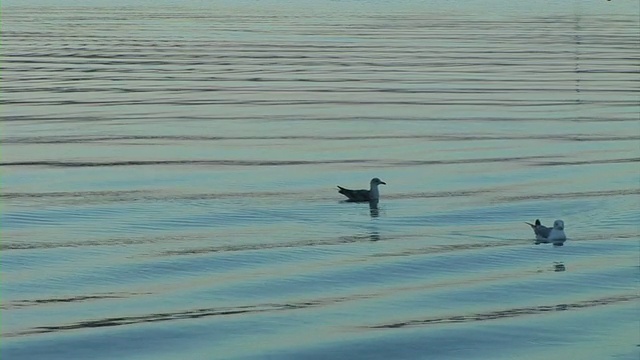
[{"left": 525, "top": 219, "right": 541, "bottom": 228}]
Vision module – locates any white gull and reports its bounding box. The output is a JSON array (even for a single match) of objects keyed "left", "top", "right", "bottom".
[{"left": 526, "top": 219, "right": 567, "bottom": 245}]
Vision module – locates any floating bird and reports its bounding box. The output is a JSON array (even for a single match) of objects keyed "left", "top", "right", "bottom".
[
  {"left": 526, "top": 219, "right": 567, "bottom": 245},
  {"left": 337, "top": 178, "right": 386, "bottom": 202}
]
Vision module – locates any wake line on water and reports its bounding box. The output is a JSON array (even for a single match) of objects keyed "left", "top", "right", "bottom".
[
  {"left": 367, "top": 294, "right": 639, "bottom": 329},
  {"left": 4, "top": 156, "right": 636, "bottom": 169},
  {"left": 3, "top": 187, "right": 637, "bottom": 202},
  {"left": 0, "top": 155, "right": 565, "bottom": 168},
  {"left": 533, "top": 157, "right": 640, "bottom": 166},
  {"left": 4, "top": 134, "right": 638, "bottom": 144},
  {"left": 1, "top": 292, "right": 150, "bottom": 310},
  {"left": 3, "top": 114, "right": 635, "bottom": 123},
  {"left": 0, "top": 159, "right": 371, "bottom": 168},
  {"left": 1, "top": 296, "right": 365, "bottom": 338},
  {"left": 4, "top": 99, "right": 635, "bottom": 107},
  {"left": 4, "top": 293, "right": 636, "bottom": 338},
  {"left": 4, "top": 229, "right": 636, "bottom": 253}
]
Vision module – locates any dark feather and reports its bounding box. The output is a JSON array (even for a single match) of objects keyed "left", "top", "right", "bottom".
[
  {"left": 337, "top": 186, "right": 371, "bottom": 202},
  {"left": 525, "top": 219, "right": 552, "bottom": 239}
]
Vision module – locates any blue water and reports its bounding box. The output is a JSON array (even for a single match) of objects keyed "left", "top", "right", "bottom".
[{"left": 2, "top": 0, "right": 639, "bottom": 359}]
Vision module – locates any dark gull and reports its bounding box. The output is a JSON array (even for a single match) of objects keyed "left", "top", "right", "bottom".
[{"left": 337, "top": 178, "right": 386, "bottom": 202}]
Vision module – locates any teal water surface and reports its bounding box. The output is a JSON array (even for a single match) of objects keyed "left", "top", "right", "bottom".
[{"left": 2, "top": 1, "right": 639, "bottom": 359}]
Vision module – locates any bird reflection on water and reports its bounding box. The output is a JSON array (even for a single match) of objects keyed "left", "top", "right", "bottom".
[
  {"left": 554, "top": 262, "right": 566, "bottom": 272},
  {"left": 369, "top": 199, "right": 379, "bottom": 218},
  {"left": 369, "top": 200, "right": 381, "bottom": 241}
]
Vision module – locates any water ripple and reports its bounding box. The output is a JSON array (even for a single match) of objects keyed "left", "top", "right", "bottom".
[{"left": 367, "top": 294, "right": 639, "bottom": 329}]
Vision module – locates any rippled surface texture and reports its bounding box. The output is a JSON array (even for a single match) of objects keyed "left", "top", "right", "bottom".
[{"left": 2, "top": 0, "right": 639, "bottom": 359}]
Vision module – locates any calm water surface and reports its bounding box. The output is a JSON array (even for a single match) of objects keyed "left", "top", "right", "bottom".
[{"left": 2, "top": 1, "right": 639, "bottom": 359}]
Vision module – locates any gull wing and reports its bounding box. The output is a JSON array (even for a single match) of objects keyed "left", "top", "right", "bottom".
[
  {"left": 526, "top": 220, "right": 552, "bottom": 239},
  {"left": 337, "top": 186, "right": 371, "bottom": 202}
]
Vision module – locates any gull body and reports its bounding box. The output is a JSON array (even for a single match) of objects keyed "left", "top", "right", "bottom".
[
  {"left": 337, "top": 178, "right": 386, "bottom": 202},
  {"left": 526, "top": 219, "right": 566, "bottom": 245}
]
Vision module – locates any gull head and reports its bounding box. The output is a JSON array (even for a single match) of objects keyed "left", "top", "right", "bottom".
[
  {"left": 553, "top": 220, "right": 565, "bottom": 230},
  {"left": 370, "top": 178, "right": 387, "bottom": 186}
]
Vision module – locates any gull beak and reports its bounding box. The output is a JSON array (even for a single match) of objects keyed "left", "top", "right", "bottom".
[{"left": 380, "top": 181, "right": 387, "bottom": 185}]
